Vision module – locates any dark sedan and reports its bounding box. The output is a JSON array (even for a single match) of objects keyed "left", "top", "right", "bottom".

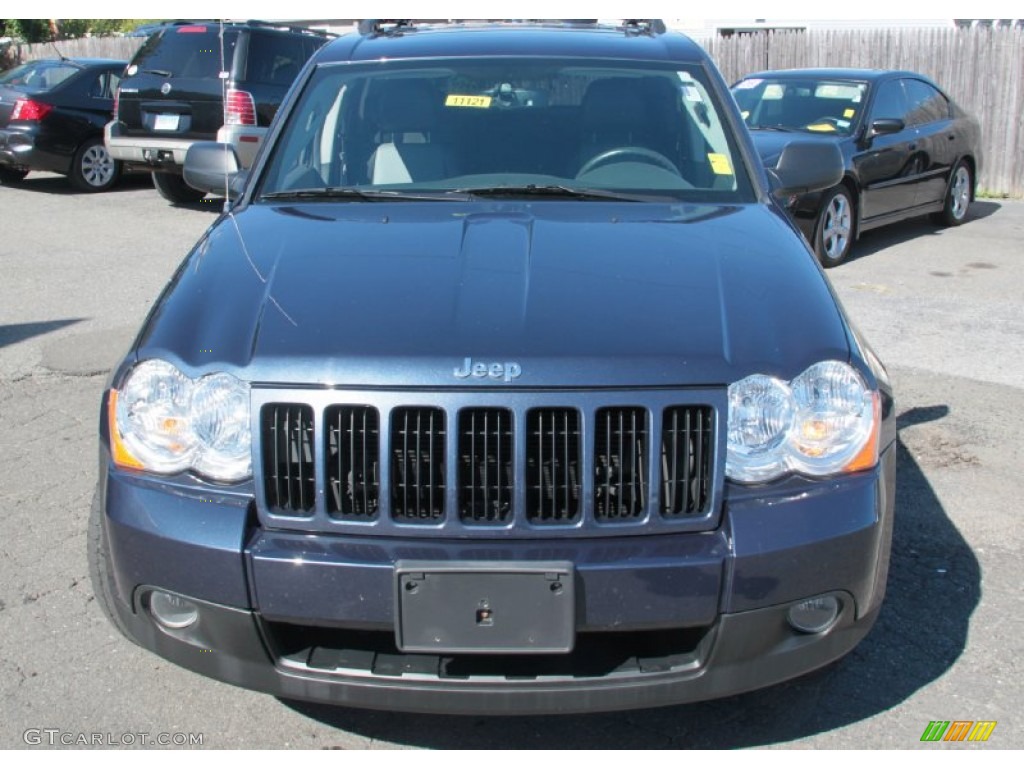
[
  {"left": 732, "top": 68, "right": 982, "bottom": 266},
  {"left": 0, "top": 57, "right": 126, "bottom": 192}
]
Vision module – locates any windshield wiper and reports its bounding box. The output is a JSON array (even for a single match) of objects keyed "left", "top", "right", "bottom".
[
  {"left": 260, "top": 187, "right": 470, "bottom": 202},
  {"left": 454, "top": 184, "right": 669, "bottom": 202},
  {"left": 749, "top": 124, "right": 797, "bottom": 132},
  {"left": 144, "top": 69, "right": 173, "bottom": 78}
]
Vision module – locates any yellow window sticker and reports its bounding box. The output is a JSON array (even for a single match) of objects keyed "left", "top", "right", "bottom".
[
  {"left": 843, "top": 108, "right": 856, "bottom": 118},
  {"left": 708, "top": 153, "right": 733, "bottom": 175},
  {"left": 445, "top": 94, "right": 492, "bottom": 109},
  {"left": 806, "top": 123, "right": 837, "bottom": 132}
]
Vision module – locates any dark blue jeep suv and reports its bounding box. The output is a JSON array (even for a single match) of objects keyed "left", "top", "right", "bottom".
[{"left": 92, "top": 19, "right": 895, "bottom": 715}]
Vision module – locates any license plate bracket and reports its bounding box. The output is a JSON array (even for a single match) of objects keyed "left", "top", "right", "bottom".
[
  {"left": 395, "top": 561, "right": 575, "bottom": 654},
  {"left": 153, "top": 114, "right": 179, "bottom": 131}
]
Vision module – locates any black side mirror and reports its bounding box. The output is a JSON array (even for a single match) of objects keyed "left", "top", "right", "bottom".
[
  {"left": 768, "top": 140, "right": 844, "bottom": 197},
  {"left": 869, "top": 118, "right": 905, "bottom": 137},
  {"left": 183, "top": 142, "right": 247, "bottom": 200}
]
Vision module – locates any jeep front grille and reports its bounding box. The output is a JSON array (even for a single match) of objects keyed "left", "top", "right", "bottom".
[
  {"left": 458, "top": 408, "right": 514, "bottom": 524},
  {"left": 595, "top": 407, "right": 648, "bottom": 521},
  {"left": 661, "top": 406, "right": 713, "bottom": 517},
  {"left": 257, "top": 391, "right": 720, "bottom": 538},
  {"left": 526, "top": 408, "right": 581, "bottom": 524},
  {"left": 262, "top": 404, "right": 316, "bottom": 515},
  {"left": 391, "top": 407, "right": 446, "bottom": 522},
  {"left": 325, "top": 405, "right": 380, "bottom": 519}
]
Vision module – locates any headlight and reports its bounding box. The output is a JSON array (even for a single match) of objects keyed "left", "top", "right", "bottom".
[
  {"left": 727, "top": 361, "right": 879, "bottom": 483},
  {"left": 110, "top": 360, "right": 251, "bottom": 482},
  {"left": 191, "top": 373, "right": 252, "bottom": 481},
  {"left": 115, "top": 360, "right": 196, "bottom": 474},
  {"left": 726, "top": 374, "right": 794, "bottom": 482}
]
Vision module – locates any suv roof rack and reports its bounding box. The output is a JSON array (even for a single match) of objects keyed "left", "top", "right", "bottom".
[
  {"left": 243, "top": 19, "right": 336, "bottom": 38},
  {"left": 357, "top": 19, "right": 414, "bottom": 37},
  {"left": 622, "top": 19, "right": 667, "bottom": 35},
  {"left": 357, "top": 19, "right": 668, "bottom": 37}
]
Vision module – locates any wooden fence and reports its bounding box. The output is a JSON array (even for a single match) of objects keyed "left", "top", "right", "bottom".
[
  {"left": 706, "top": 27, "right": 1024, "bottom": 197},
  {"left": 7, "top": 26, "right": 1023, "bottom": 196},
  {"left": 10, "top": 35, "right": 144, "bottom": 63}
]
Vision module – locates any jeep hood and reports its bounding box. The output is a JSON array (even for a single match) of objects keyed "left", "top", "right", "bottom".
[{"left": 135, "top": 201, "right": 850, "bottom": 388}]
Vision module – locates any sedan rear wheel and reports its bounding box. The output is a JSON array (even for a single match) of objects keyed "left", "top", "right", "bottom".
[
  {"left": 70, "top": 138, "right": 121, "bottom": 192},
  {"left": 814, "top": 186, "right": 854, "bottom": 268},
  {"left": 937, "top": 161, "right": 972, "bottom": 226}
]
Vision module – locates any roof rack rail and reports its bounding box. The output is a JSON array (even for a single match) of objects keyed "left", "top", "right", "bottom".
[
  {"left": 243, "top": 19, "right": 336, "bottom": 37},
  {"left": 358, "top": 19, "right": 415, "bottom": 37},
  {"left": 622, "top": 19, "right": 667, "bottom": 35},
  {"left": 355, "top": 18, "right": 667, "bottom": 37}
]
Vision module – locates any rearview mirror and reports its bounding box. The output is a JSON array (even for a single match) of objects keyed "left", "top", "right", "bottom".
[
  {"left": 769, "top": 141, "right": 844, "bottom": 197},
  {"left": 183, "top": 142, "right": 247, "bottom": 200}
]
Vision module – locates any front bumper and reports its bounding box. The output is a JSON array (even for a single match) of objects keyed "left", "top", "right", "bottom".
[{"left": 98, "top": 445, "right": 895, "bottom": 714}]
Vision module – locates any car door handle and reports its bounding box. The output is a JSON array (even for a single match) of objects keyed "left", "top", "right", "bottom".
[
  {"left": 909, "top": 143, "right": 917, "bottom": 151},
  {"left": 948, "top": 134, "right": 956, "bottom": 141}
]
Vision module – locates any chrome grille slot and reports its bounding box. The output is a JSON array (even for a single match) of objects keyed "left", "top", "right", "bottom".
[
  {"left": 594, "top": 407, "right": 648, "bottom": 521},
  {"left": 526, "top": 408, "right": 581, "bottom": 523},
  {"left": 660, "top": 406, "right": 713, "bottom": 517},
  {"left": 261, "top": 403, "right": 315, "bottom": 515},
  {"left": 391, "top": 407, "right": 446, "bottom": 522},
  {"left": 325, "top": 406, "right": 380, "bottom": 520},
  {"left": 458, "top": 408, "right": 514, "bottom": 524}
]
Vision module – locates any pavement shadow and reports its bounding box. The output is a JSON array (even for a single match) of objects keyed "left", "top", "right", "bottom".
[
  {"left": 850, "top": 200, "right": 1001, "bottom": 261},
  {"left": 0, "top": 171, "right": 154, "bottom": 197},
  {"left": 282, "top": 404, "right": 979, "bottom": 748},
  {"left": 0, "top": 318, "right": 84, "bottom": 350}
]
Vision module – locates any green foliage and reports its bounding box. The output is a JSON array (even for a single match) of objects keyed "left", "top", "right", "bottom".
[
  {"left": 3, "top": 20, "right": 54, "bottom": 43},
  {"left": 1, "top": 19, "right": 161, "bottom": 42}
]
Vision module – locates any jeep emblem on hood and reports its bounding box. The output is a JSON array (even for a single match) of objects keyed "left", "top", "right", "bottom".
[{"left": 454, "top": 357, "right": 522, "bottom": 383}]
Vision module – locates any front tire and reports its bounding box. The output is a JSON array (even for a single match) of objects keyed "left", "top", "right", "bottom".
[
  {"left": 814, "top": 186, "right": 855, "bottom": 268},
  {"left": 152, "top": 171, "right": 206, "bottom": 204},
  {"left": 935, "top": 161, "right": 972, "bottom": 227},
  {"left": 70, "top": 137, "right": 120, "bottom": 192}
]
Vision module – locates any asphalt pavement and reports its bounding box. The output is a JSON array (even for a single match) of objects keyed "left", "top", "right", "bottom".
[{"left": 1, "top": 173, "right": 1021, "bottom": 749}]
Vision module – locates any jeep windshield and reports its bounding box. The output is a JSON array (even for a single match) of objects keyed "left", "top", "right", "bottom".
[{"left": 258, "top": 58, "right": 754, "bottom": 202}]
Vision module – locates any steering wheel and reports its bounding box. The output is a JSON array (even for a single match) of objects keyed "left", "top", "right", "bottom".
[{"left": 577, "top": 146, "right": 680, "bottom": 178}]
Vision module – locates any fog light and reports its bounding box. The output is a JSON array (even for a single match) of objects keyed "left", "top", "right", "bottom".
[
  {"left": 149, "top": 590, "right": 198, "bottom": 630},
  {"left": 787, "top": 595, "right": 840, "bottom": 634}
]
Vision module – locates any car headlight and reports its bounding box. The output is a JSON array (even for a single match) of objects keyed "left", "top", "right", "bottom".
[
  {"left": 727, "top": 361, "right": 880, "bottom": 483},
  {"left": 191, "top": 373, "right": 252, "bottom": 481},
  {"left": 110, "top": 360, "right": 252, "bottom": 482}
]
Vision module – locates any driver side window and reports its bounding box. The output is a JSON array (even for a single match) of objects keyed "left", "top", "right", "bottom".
[{"left": 870, "top": 80, "right": 909, "bottom": 123}]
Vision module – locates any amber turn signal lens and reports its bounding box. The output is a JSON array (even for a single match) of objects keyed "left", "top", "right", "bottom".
[{"left": 107, "top": 391, "right": 144, "bottom": 470}]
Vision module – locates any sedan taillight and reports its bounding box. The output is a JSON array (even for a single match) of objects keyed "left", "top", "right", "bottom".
[
  {"left": 11, "top": 98, "right": 53, "bottom": 122},
  {"left": 224, "top": 89, "right": 256, "bottom": 126}
]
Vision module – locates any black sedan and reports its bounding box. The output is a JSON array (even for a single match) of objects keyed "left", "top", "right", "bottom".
[
  {"left": 0, "top": 57, "right": 126, "bottom": 192},
  {"left": 732, "top": 68, "right": 982, "bottom": 266}
]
